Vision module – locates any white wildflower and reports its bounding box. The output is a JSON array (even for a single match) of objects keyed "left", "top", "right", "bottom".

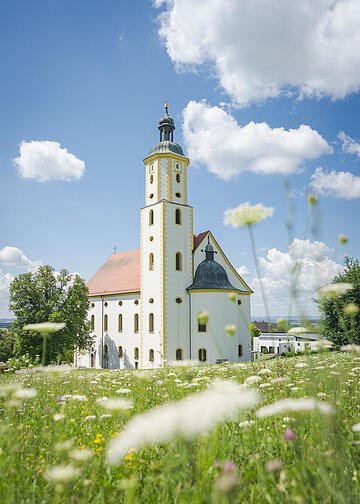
[
  {"left": 54, "top": 440, "right": 73, "bottom": 452},
  {"left": 258, "top": 368, "right": 272, "bottom": 376},
  {"left": 53, "top": 413, "right": 65, "bottom": 422},
  {"left": 260, "top": 383, "right": 272, "bottom": 389},
  {"left": 106, "top": 380, "right": 258, "bottom": 465},
  {"left": 295, "top": 363, "right": 308, "bottom": 368},
  {"left": 97, "top": 397, "right": 133, "bottom": 411},
  {"left": 318, "top": 283, "right": 353, "bottom": 298},
  {"left": 256, "top": 398, "right": 335, "bottom": 418},
  {"left": 352, "top": 423, "right": 360, "bottom": 433},
  {"left": 24, "top": 322, "right": 66, "bottom": 333},
  {"left": 116, "top": 388, "right": 131, "bottom": 395},
  {"left": 224, "top": 202, "right": 274, "bottom": 228},
  {"left": 168, "top": 360, "right": 200, "bottom": 368},
  {"left": 309, "top": 339, "right": 333, "bottom": 351},
  {"left": 341, "top": 345, "right": 360, "bottom": 353},
  {"left": 71, "top": 395, "right": 88, "bottom": 402},
  {"left": 13, "top": 388, "right": 37, "bottom": 400},
  {"left": 245, "top": 375, "right": 262, "bottom": 386},
  {"left": 44, "top": 464, "right": 79, "bottom": 484},
  {"left": 69, "top": 448, "right": 93, "bottom": 462},
  {"left": 270, "top": 377, "right": 290, "bottom": 385},
  {"left": 225, "top": 324, "right": 236, "bottom": 337},
  {"left": 84, "top": 415, "right": 96, "bottom": 421}
]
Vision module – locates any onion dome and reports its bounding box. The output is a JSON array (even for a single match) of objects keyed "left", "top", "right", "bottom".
[
  {"left": 187, "top": 238, "right": 238, "bottom": 291},
  {"left": 148, "top": 99, "right": 185, "bottom": 157}
]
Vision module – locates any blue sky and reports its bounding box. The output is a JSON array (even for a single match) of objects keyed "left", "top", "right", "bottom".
[{"left": 1, "top": 0, "right": 359, "bottom": 318}]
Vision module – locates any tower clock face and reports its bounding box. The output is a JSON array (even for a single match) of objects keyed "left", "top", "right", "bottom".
[{"left": 175, "top": 163, "right": 181, "bottom": 172}]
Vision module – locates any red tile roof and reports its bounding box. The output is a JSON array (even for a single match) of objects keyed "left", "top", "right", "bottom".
[
  {"left": 193, "top": 231, "right": 209, "bottom": 250},
  {"left": 87, "top": 233, "right": 209, "bottom": 296},
  {"left": 87, "top": 250, "right": 141, "bottom": 296}
]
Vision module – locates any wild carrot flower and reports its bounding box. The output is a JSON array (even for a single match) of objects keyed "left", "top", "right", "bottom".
[
  {"left": 318, "top": 283, "right": 353, "bottom": 298},
  {"left": 338, "top": 234, "right": 348, "bottom": 245},
  {"left": 106, "top": 380, "right": 258, "bottom": 465},
  {"left": 44, "top": 464, "right": 79, "bottom": 484},
  {"left": 245, "top": 376, "right": 262, "bottom": 386},
  {"left": 309, "top": 339, "right": 333, "bottom": 351},
  {"left": 307, "top": 194, "right": 318, "bottom": 206},
  {"left": 197, "top": 311, "right": 209, "bottom": 325},
  {"left": 344, "top": 303, "right": 359, "bottom": 317},
  {"left": 97, "top": 397, "right": 133, "bottom": 411},
  {"left": 69, "top": 448, "right": 93, "bottom": 462},
  {"left": 225, "top": 324, "right": 236, "bottom": 337},
  {"left": 13, "top": 388, "right": 37, "bottom": 400},
  {"left": 341, "top": 344, "right": 360, "bottom": 353},
  {"left": 224, "top": 202, "right": 274, "bottom": 228},
  {"left": 256, "top": 397, "right": 335, "bottom": 418},
  {"left": 24, "top": 322, "right": 66, "bottom": 333}
]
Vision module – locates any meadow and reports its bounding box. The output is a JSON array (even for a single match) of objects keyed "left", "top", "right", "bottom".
[{"left": 1, "top": 351, "right": 360, "bottom": 504}]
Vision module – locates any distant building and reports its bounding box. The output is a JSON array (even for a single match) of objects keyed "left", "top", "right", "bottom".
[
  {"left": 253, "top": 332, "right": 319, "bottom": 356},
  {"left": 76, "top": 104, "right": 253, "bottom": 369}
]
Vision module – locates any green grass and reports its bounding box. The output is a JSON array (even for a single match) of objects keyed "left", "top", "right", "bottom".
[{"left": 1, "top": 352, "right": 360, "bottom": 503}]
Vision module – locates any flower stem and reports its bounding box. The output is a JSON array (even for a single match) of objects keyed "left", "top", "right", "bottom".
[{"left": 42, "top": 333, "right": 48, "bottom": 366}]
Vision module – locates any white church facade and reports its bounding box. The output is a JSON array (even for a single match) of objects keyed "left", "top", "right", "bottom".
[{"left": 77, "top": 105, "right": 253, "bottom": 369}]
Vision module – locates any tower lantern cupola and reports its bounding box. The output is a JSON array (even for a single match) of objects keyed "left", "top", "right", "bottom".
[{"left": 158, "top": 99, "right": 175, "bottom": 142}]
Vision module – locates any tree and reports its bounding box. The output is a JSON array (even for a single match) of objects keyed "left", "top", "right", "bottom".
[
  {"left": 0, "top": 328, "right": 15, "bottom": 362},
  {"left": 9, "top": 266, "right": 92, "bottom": 364},
  {"left": 318, "top": 257, "right": 360, "bottom": 347},
  {"left": 249, "top": 322, "right": 261, "bottom": 339}
]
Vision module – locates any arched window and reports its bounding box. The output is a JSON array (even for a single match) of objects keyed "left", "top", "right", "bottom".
[
  {"left": 134, "top": 347, "right": 139, "bottom": 360},
  {"left": 149, "top": 313, "right": 154, "bottom": 333},
  {"left": 175, "top": 252, "right": 182, "bottom": 271},
  {"left": 149, "top": 349, "right": 154, "bottom": 362},
  {"left": 149, "top": 209, "right": 154, "bottom": 226},
  {"left": 150, "top": 174, "right": 154, "bottom": 184},
  {"left": 104, "top": 314, "right": 108, "bottom": 331},
  {"left": 176, "top": 173, "right": 181, "bottom": 183},
  {"left": 176, "top": 348, "right": 183, "bottom": 360},
  {"left": 238, "top": 345, "right": 243, "bottom": 357},
  {"left": 118, "top": 314, "right": 123, "bottom": 332},
  {"left": 103, "top": 344, "right": 109, "bottom": 368},
  {"left": 134, "top": 313, "right": 139, "bottom": 333},
  {"left": 118, "top": 346, "right": 123, "bottom": 358},
  {"left": 90, "top": 314, "right": 95, "bottom": 331},
  {"left": 198, "top": 348, "right": 207, "bottom": 362},
  {"left": 175, "top": 208, "right": 181, "bottom": 225},
  {"left": 149, "top": 253, "right": 154, "bottom": 271}
]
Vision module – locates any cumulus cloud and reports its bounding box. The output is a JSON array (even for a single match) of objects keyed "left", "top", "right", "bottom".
[
  {"left": 14, "top": 140, "right": 85, "bottom": 182},
  {"left": 182, "top": 101, "right": 332, "bottom": 179},
  {"left": 236, "top": 265, "right": 250, "bottom": 277},
  {"left": 0, "top": 246, "right": 42, "bottom": 271},
  {"left": 250, "top": 238, "right": 342, "bottom": 316},
  {"left": 155, "top": 0, "right": 360, "bottom": 106},
  {"left": 338, "top": 131, "right": 360, "bottom": 158},
  {"left": 310, "top": 167, "right": 360, "bottom": 199},
  {"left": 0, "top": 270, "right": 14, "bottom": 318}
]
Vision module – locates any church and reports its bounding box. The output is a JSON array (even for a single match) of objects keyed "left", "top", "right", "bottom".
[{"left": 77, "top": 104, "right": 253, "bottom": 369}]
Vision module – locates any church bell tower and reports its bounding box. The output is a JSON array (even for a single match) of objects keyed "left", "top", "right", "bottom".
[{"left": 140, "top": 101, "right": 193, "bottom": 367}]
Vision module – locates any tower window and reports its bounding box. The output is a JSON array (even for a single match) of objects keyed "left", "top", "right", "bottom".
[
  {"left": 175, "top": 192, "right": 181, "bottom": 198},
  {"left": 197, "top": 315, "right": 207, "bottom": 333},
  {"left": 149, "top": 253, "right": 154, "bottom": 271},
  {"left": 176, "top": 173, "right": 181, "bottom": 183},
  {"left": 134, "top": 300, "right": 139, "bottom": 305},
  {"left": 238, "top": 299, "right": 242, "bottom": 305},
  {"left": 149, "top": 313, "right": 154, "bottom": 333},
  {"left": 175, "top": 252, "right": 182, "bottom": 271},
  {"left": 175, "top": 297, "right": 183, "bottom": 304},
  {"left": 149, "top": 193, "right": 154, "bottom": 199},
  {"left": 150, "top": 174, "right": 154, "bottom": 184},
  {"left": 103, "top": 344, "right": 109, "bottom": 369},
  {"left": 118, "top": 301, "right": 122, "bottom": 306},
  {"left": 149, "top": 298, "right": 154, "bottom": 304},
  {"left": 176, "top": 348, "right": 183, "bottom": 360},
  {"left": 134, "top": 347, "right": 139, "bottom": 360},
  {"left": 238, "top": 345, "right": 243, "bottom": 357},
  {"left": 134, "top": 314, "right": 139, "bottom": 333},
  {"left": 90, "top": 315, "right": 95, "bottom": 331},
  {"left": 149, "top": 209, "right": 154, "bottom": 226},
  {"left": 118, "top": 314, "right": 123, "bottom": 332},
  {"left": 175, "top": 208, "right": 181, "bottom": 225},
  {"left": 118, "top": 346, "right": 123, "bottom": 358},
  {"left": 149, "top": 349, "right": 154, "bottom": 362},
  {"left": 198, "top": 348, "right": 207, "bottom": 362},
  {"left": 104, "top": 302, "right": 108, "bottom": 307},
  {"left": 104, "top": 314, "right": 108, "bottom": 332}
]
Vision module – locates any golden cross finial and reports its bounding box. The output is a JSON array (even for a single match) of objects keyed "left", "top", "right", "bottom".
[{"left": 164, "top": 95, "right": 169, "bottom": 115}]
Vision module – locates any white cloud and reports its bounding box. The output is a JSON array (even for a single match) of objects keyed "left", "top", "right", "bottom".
[
  {"left": 14, "top": 140, "right": 85, "bottom": 182},
  {"left": 250, "top": 238, "right": 342, "bottom": 316},
  {"left": 338, "top": 131, "right": 360, "bottom": 158},
  {"left": 310, "top": 167, "right": 360, "bottom": 199},
  {"left": 0, "top": 270, "right": 14, "bottom": 319},
  {"left": 155, "top": 0, "right": 360, "bottom": 106},
  {"left": 182, "top": 101, "right": 332, "bottom": 180},
  {"left": 236, "top": 265, "right": 250, "bottom": 277},
  {"left": 0, "top": 246, "right": 42, "bottom": 271}
]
